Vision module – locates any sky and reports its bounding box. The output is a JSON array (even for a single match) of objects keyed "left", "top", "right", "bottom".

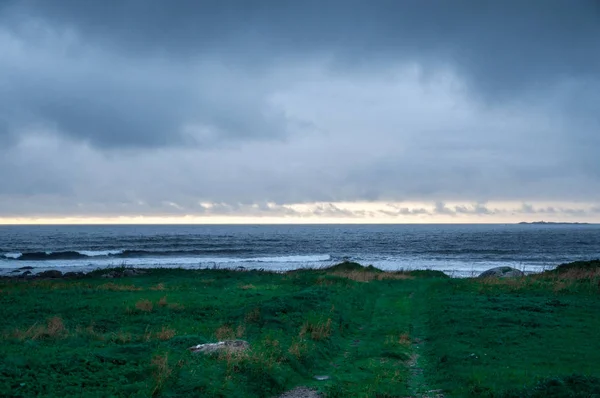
[{"left": 1, "top": 0, "right": 600, "bottom": 224}]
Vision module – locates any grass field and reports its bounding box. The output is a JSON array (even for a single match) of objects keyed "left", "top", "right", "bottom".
[{"left": 1, "top": 261, "right": 599, "bottom": 397}]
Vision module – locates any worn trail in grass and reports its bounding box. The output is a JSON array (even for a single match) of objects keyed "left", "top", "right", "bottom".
[{"left": 319, "top": 280, "right": 417, "bottom": 397}]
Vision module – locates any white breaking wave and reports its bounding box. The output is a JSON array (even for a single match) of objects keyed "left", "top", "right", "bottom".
[
  {"left": 0, "top": 253, "right": 336, "bottom": 273},
  {"left": 250, "top": 254, "right": 331, "bottom": 263},
  {"left": 77, "top": 250, "right": 124, "bottom": 257},
  {"left": 3, "top": 252, "right": 22, "bottom": 259}
]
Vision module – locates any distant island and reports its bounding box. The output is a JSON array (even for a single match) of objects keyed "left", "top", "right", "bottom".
[{"left": 518, "top": 221, "right": 590, "bottom": 225}]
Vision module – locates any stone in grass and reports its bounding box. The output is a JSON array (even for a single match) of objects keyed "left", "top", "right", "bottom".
[
  {"left": 63, "top": 272, "right": 85, "bottom": 279},
  {"left": 478, "top": 266, "right": 524, "bottom": 279},
  {"left": 37, "top": 270, "right": 63, "bottom": 278},
  {"left": 101, "top": 269, "right": 146, "bottom": 278},
  {"left": 188, "top": 340, "right": 249, "bottom": 354},
  {"left": 278, "top": 387, "right": 321, "bottom": 398}
]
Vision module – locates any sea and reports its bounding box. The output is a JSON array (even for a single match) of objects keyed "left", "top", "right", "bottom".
[{"left": 1, "top": 224, "right": 599, "bottom": 277}]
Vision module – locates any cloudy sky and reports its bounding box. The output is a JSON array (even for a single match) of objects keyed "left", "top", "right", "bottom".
[{"left": 1, "top": 0, "right": 599, "bottom": 223}]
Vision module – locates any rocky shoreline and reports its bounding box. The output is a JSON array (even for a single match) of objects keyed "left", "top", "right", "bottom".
[
  {"left": 1, "top": 263, "right": 532, "bottom": 281},
  {"left": 1, "top": 266, "right": 147, "bottom": 280}
]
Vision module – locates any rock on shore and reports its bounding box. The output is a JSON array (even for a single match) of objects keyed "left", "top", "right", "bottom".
[{"left": 478, "top": 266, "right": 524, "bottom": 278}]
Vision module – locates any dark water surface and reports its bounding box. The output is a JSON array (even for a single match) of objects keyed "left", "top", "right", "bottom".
[{"left": 1, "top": 224, "right": 599, "bottom": 277}]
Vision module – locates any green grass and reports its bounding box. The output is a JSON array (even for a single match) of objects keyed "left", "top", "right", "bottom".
[
  {"left": 421, "top": 261, "right": 600, "bottom": 397},
  {"left": 1, "top": 260, "right": 599, "bottom": 397}
]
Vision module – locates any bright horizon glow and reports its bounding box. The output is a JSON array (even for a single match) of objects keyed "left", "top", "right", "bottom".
[{"left": 1, "top": 201, "right": 598, "bottom": 225}]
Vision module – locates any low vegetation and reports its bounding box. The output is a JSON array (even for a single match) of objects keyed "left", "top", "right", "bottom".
[{"left": 0, "top": 260, "right": 599, "bottom": 397}]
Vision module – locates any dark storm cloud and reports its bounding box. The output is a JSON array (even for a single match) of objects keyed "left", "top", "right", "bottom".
[
  {"left": 1, "top": 0, "right": 599, "bottom": 148},
  {"left": 1, "top": 0, "right": 600, "bottom": 219}
]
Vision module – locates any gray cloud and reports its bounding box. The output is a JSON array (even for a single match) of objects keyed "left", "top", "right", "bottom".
[
  {"left": 1, "top": 1, "right": 600, "bottom": 218},
  {"left": 1, "top": 1, "right": 599, "bottom": 148}
]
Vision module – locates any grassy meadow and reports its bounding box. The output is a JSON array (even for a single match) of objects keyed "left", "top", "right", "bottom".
[{"left": 1, "top": 261, "right": 599, "bottom": 397}]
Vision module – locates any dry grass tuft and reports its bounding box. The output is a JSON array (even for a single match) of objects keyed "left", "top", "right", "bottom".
[
  {"left": 150, "top": 283, "right": 166, "bottom": 291},
  {"left": 135, "top": 299, "right": 154, "bottom": 312},
  {"left": 112, "top": 330, "right": 133, "bottom": 343},
  {"left": 76, "top": 322, "right": 104, "bottom": 341},
  {"left": 156, "top": 326, "right": 176, "bottom": 341},
  {"left": 236, "top": 325, "right": 245, "bottom": 338},
  {"left": 98, "top": 283, "right": 142, "bottom": 291},
  {"left": 245, "top": 307, "right": 261, "bottom": 324},
  {"left": 167, "top": 302, "right": 185, "bottom": 311},
  {"left": 158, "top": 296, "right": 168, "bottom": 307},
  {"left": 397, "top": 333, "right": 412, "bottom": 346},
  {"left": 288, "top": 337, "right": 308, "bottom": 359},
  {"left": 474, "top": 268, "right": 600, "bottom": 294},
  {"left": 327, "top": 270, "right": 413, "bottom": 282},
  {"left": 29, "top": 281, "right": 91, "bottom": 290},
  {"left": 217, "top": 336, "right": 284, "bottom": 375},
  {"left": 44, "top": 316, "right": 67, "bottom": 338},
  {"left": 239, "top": 284, "right": 256, "bottom": 290},
  {"left": 151, "top": 354, "right": 172, "bottom": 396},
  {"left": 6, "top": 316, "right": 68, "bottom": 340},
  {"left": 300, "top": 317, "right": 332, "bottom": 341},
  {"left": 535, "top": 268, "right": 600, "bottom": 281},
  {"left": 215, "top": 325, "right": 236, "bottom": 340},
  {"left": 386, "top": 332, "right": 411, "bottom": 347}
]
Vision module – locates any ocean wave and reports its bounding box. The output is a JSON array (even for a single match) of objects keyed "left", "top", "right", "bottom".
[
  {"left": 2, "top": 252, "right": 22, "bottom": 259},
  {"left": 247, "top": 254, "right": 331, "bottom": 263},
  {"left": 77, "top": 250, "right": 125, "bottom": 257},
  {"left": 1, "top": 250, "right": 331, "bottom": 262}
]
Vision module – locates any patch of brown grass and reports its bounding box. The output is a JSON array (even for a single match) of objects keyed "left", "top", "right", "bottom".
[
  {"left": 151, "top": 354, "right": 173, "bottom": 396},
  {"left": 98, "top": 282, "right": 142, "bottom": 291},
  {"left": 236, "top": 325, "right": 245, "bottom": 338},
  {"left": 7, "top": 316, "right": 68, "bottom": 340},
  {"left": 217, "top": 336, "right": 284, "bottom": 376},
  {"left": 156, "top": 326, "right": 176, "bottom": 341},
  {"left": 535, "top": 268, "right": 600, "bottom": 281},
  {"left": 155, "top": 295, "right": 185, "bottom": 310},
  {"left": 300, "top": 317, "right": 332, "bottom": 341},
  {"left": 135, "top": 299, "right": 154, "bottom": 312},
  {"left": 111, "top": 330, "right": 133, "bottom": 343},
  {"left": 76, "top": 322, "right": 104, "bottom": 341},
  {"left": 239, "top": 284, "right": 255, "bottom": 290},
  {"left": 167, "top": 302, "right": 185, "bottom": 311},
  {"left": 327, "top": 270, "right": 413, "bottom": 282},
  {"left": 150, "top": 283, "right": 166, "bottom": 291},
  {"left": 245, "top": 307, "right": 261, "bottom": 324},
  {"left": 398, "top": 333, "right": 411, "bottom": 345},
  {"left": 29, "top": 281, "right": 85, "bottom": 290},
  {"left": 288, "top": 338, "right": 308, "bottom": 359},
  {"left": 215, "top": 324, "right": 236, "bottom": 340},
  {"left": 110, "top": 326, "right": 176, "bottom": 343},
  {"left": 158, "top": 296, "right": 168, "bottom": 307},
  {"left": 386, "top": 332, "right": 411, "bottom": 347},
  {"left": 473, "top": 269, "right": 600, "bottom": 294},
  {"left": 474, "top": 276, "right": 533, "bottom": 293},
  {"left": 43, "top": 316, "right": 66, "bottom": 338}
]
